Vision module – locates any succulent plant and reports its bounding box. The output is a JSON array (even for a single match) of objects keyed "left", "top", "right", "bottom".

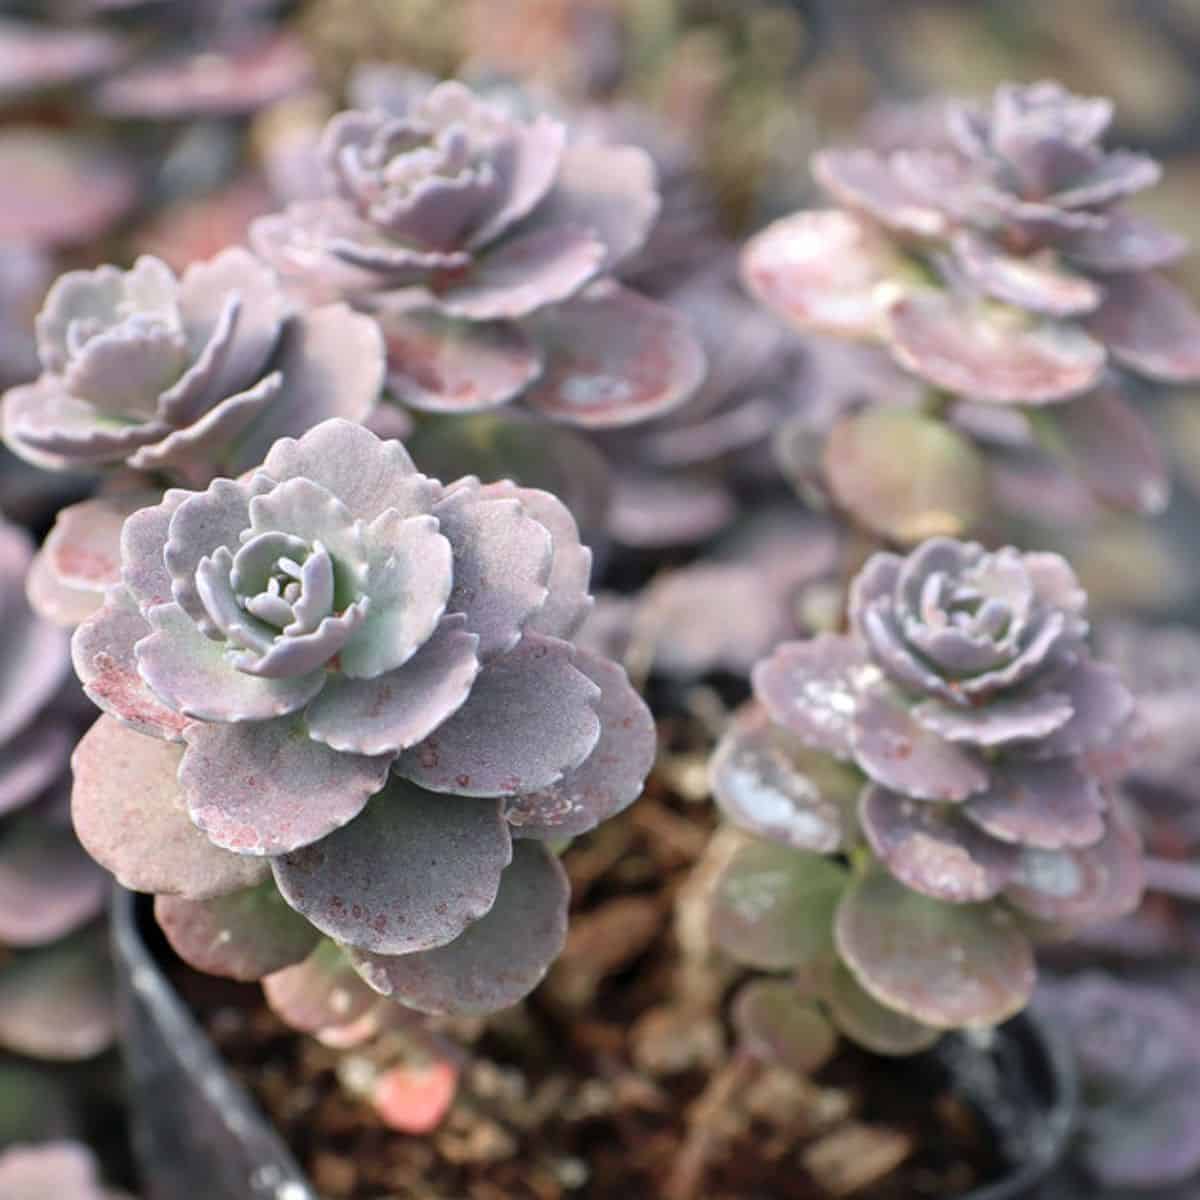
[
  {"left": 743, "top": 80, "right": 1200, "bottom": 532},
  {"left": 250, "top": 80, "right": 705, "bottom": 427},
  {"left": 0, "top": 518, "right": 114, "bottom": 1062},
  {"left": 1038, "top": 972, "right": 1200, "bottom": 1192},
  {"left": 3, "top": 250, "right": 383, "bottom": 482},
  {"left": 70, "top": 418, "right": 655, "bottom": 1017},
  {"left": 0, "top": 1141, "right": 131, "bottom": 1200},
  {"left": 706, "top": 536, "right": 1141, "bottom": 1056}
]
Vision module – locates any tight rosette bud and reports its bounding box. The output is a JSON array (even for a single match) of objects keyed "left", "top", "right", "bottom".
[
  {"left": 707, "top": 536, "right": 1141, "bottom": 1045},
  {"left": 70, "top": 419, "right": 654, "bottom": 1018}
]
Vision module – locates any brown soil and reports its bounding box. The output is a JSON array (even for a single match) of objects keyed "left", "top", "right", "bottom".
[{"left": 173, "top": 731, "right": 1004, "bottom": 1200}]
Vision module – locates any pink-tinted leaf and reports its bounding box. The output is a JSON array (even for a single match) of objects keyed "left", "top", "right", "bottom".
[
  {"left": 381, "top": 309, "right": 542, "bottom": 413},
  {"left": 860, "top": 783, "right": 1019, "bottom": 903},
  {"left": 827, "top": 959, "right": 940, "bottom": 1056},
  {"left": 1005, "top": 804, "right": 1144, "bottom": 926},
  {"left": 396, "top": 634, "right": 601, "bottom": 798},
  {"left": 373, "top": 1059, "right": 459, "bottom": 1134},
  {"left": 963, "top": 758, "right": 1105, "bottom": 850},
  {"left": 96, "top": 32, "right": 312, "bottom": 118},
  {"left": 813, "top": 148, "right": 950, "bottom": 238},
  {"left": 1086, "top": 271, "right": 1200, "bottom": 383},
  {"left": 752, "top": 633, "right": 877, "bottom": 761},
  {"left": 262, "top": 939, "right": 378, "bottom": 1033},
  {"left": 504, "top": 649, "right": 654, "bottom": 840},
  {"left": 824, "top": 408, "right": 988, "bottom": 542},
  {"left": 522, "top": 282, "right": 706, "bottom": 428},
  {"left": 0, "top": 817, "right": 107, "bottom": 947},
  {"left": 1026, "top": 660, "right": 1134, "bottom": 760},
  {"left": 0, "top": 927, "right": 115, "bottom": 1059},
  {"left": 835, "top": 870, "right": 1035, "bottom": 1029},
  {"left": 155, "top": 883, "right": 320, "bottom": 982},
  {"left": 0, "top": 1141, "right": 105, "bottom": 1200},
  {"left": 179, "top": 716, "right": 392, "bottom": 857},
  {"left": 741, "top": 210, "right": 895, "bottom": 339},
  {"left": 1062, "top": 212, "right": 1187, "bottom": 274},
  {"left": 710, "top": 706, "right": 858, "bottom": 854},
  {"left": 0, "top": 20, "right": 127, "bottom": 97},
  {"left": 70, "top": 715, "right": 268, "bottom": 900},
  {"left": 887, "top": 292, "right": 1106, "bottom": 405},
  {"left": 912, "top": 690, "right": 1073, "bottom": 748},
  {"left": 71, "top": 589, "right": 189, "bottom": 742},
  {"left": 273, "top": 779, "right": 509, "bottom": 956},
  {"left": 606, "top": 470, "right": 734, "bottom": 548},
  {"left": 709, "top": 838, "right": 846, "bottom": 971},
  {"left": 0, "top": 715, "right": 72, "bottom": 819},
  {"left": 348, "top": 840, "right": 569, "bottom": 1016},
  {"left": 0, "top": 130, "right": 136, "bottom": 247},
  {"left": 306, "top": 617, "right": 480, "bottom": 757},
  {"left": 951, "top": 232, "right": 1101, "bottom": 316},
  {"left": 851, "top": 688, "right": 988, "bottom": 803},
  {"left": 1046, "top": 381, "right": 1168, "bottom": 514},
  {"left": 26, "top": 554, "right": 103, "bottom": 630},
  {"left": 732, "top": 979, "right": 837, "bottom": 1075}
]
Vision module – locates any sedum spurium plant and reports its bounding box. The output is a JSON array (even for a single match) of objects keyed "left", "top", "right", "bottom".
[
  {"left": 69, "top": 418, "right": 655, "bottom": 1019},
  {"left": 742, "top": 80, "right": 1200, "bottom": 538},
  {"left": 706, "top": 536, "right": 1142, "bottom": 1059},
  {"left": 250, "top": 79, "right": 706, "bottom": 428}
]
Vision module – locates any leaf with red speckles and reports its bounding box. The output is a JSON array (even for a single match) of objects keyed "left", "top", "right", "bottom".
[
  {"left": 835, "top": 869, "right": 1035, "bottom": 1028},
  {"left": 348, "top": 840, "right": 569, "bottom": 1015},
  {"left": 272, "top": 778, "right": 511, "bottom": 956}
]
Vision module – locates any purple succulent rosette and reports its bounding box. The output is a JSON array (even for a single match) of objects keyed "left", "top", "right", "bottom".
[
  {"left": 3, "top": 250, "right": 383, "bottom": 482},
  {"left": 706, "top": 536, "right": 1141, "bottom": 1047},
  {"left": 70, "top": 418, "right": 655, "bottom": 1018},
  {"left": 742, "top": 80, "right": 1200, "bottom": 519},
  {"left": 250, "top": 81, "right": 705, "bottom": 427},
  {"left": 0, "top": 519, "right": 113, "bottom": 1062}
]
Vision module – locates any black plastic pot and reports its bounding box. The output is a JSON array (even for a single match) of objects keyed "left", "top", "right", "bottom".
[{"left": 112, "top": 887, "right": 1075, "bottom": 1200}]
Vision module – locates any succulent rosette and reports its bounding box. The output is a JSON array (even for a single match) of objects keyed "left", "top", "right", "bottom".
[
  {"left": 250, "top": 81, "right": 705, "bottom": 427},
  {"left": 743, "top": 80, "right": 1200, "bottom": 521},
  {"left": 70, "top": 419, "right": 655, "bottom": 1018},
  {"left": 0, "top": 519, "right": 113, "bottom": 1062},
  {"left": 707, "top": 536, "right": 1141, "bottom": 1050}
]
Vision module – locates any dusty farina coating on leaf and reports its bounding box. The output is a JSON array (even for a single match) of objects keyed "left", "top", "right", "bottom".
[
  {"left": 708, "top": 535, "right": 1143, "bottom": 1041},
  {"left": 69, "top": 418, "right": 655, "bottom": 1018}
]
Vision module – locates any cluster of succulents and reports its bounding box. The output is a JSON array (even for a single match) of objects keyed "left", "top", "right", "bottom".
[
  {"left": 742, "top": 80, "right": 1200, "bottom": 540},
  {"left": 69, "top": 418, "right": 655, "bottom": 1020},
  {"left": 706, "top": 536, "right": 1141, "bottom": 1056},
  {"left": 0, "top": 519, "right": 113, "bottom": 1063}
]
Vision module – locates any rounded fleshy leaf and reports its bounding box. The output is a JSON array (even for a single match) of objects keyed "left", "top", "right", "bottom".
[
  {"left": 0, "top": 928, "right": 115, "bottom": 1060},
  {"left": 273, "top": 778, "right": 510, "bottom": 956},
  {"left": 860, "top": 783, "right": 1019, "bottom": 903},
  {"left": 179, "top": 716, "right": 392, "bottom": 856},
  {"left": 381, "top": 309, "right": 543, "bottom": 414},
  {"left": 1086, "top": 271, "right": 1200, "bottom": 383},
  {"left": 1046, "top": 382, "right": 1168, "bottom": 515},
  {"left": 27, "top": 555, "right": 103, "bottom": 630},
  {"left": 262, "top": 940, "right": 378, "bottom": 1034},
  {"left": 71, "top": 715, "right": 268, "bottom": 900},
  {"left": 826, "top": 960, "right": 940, "bottom": 1056},
  {"left": 1005, "top": 805, "right": 1143, "bottom": 926},
  {"left": 136, "top": 602, "right": 327, "bottom": 723},
  {"left": 306, "top": 617, "right": 480, "bottom": 757},
  {"left": 396, "top": 633, "right": 601, "bottom": 798},
  {"left": 0, "top": 130, "right": 136, "bottom": 246},
  {"left": 0, "top": 818, "right": 107, "bottom": 947},
  {"left": 835, "top": 871, "right": 1035, "bottom": 1029},
  {"left": 431, "top": 483, "right": 552, "bottom": 660},
  {"left": 962, "top": 759, "right": 1104, "bottom": 850},
  {"left": 1062, "top": 213, "right": 1187, "bottom": 274},
  {"left": 851, "top": 689, "right": 988, "bottom": 804},
  {"left": 751, "top": 633, "right": 879, "bottom": 761},
  {"left": 504, "top": 649, "right": 654, "bottom": 840},
  {"left": 71, "top": 588, "right": 189, "bottom": 742},
  {"left": 710, "top": 706, "right": 858, "bottom": 854},
  {"left": 951, "top": 232, "right": 1101, "bottom": 316},
  {"left": 1027, "top": 659, "right": 1133, "bottom": 760},
  {"left": 732, "top": 979, "right": 838, "bottom": 1075},
  {"left": 912, "top": 690, "right": 1073, "bottom": 748},
  {"left": 709, "top": 838, "right": 846, "bottom": 972},
  {"left": 741, "top": 210, "right": 895, "bottom": 339},
  {"left": 0, "top": 1141, "right": 105, "bottom": 1200},
  {"left": 348, "top": 840, "right": 569, "bottom": 1016},
  {"left": 887, "top": 292, "right": 1106, "bottom": 405},
  {"left": 824, "top": 408, "right": 988, "bottom": 542},
  {"left": 0, "top": 20, "right": 127, "bottom": 97},
  {"left": 606, "top": 470, "right": 734, "bottom": 548},
  {"left": 155, "top": 882, "right": 320, "bottom": 982},
  {"left": 522, "top": 282, "right": 706, "bottom": 429},
  {"left": 0, "top": 716, "right": 72, "bottom": 819},
  {"left": 813, "top": 149, "right": 950, "bottom": 238}
]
